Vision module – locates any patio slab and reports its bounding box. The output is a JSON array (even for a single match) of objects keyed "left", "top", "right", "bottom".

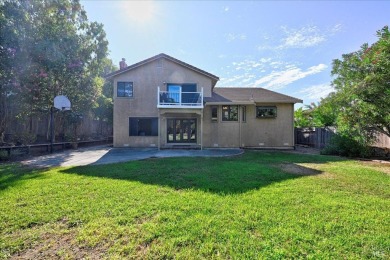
[{"left": 20, "top": 145, "right": 243, "bottom": 168}]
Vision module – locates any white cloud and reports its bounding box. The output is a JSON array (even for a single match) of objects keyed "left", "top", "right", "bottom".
[
  {"left": 253, "top": 64, "right": 328, "bottom": 90},
  {"left": 219, "top": 56, "right": 328, "bottom": 90},
  {"left": 330, "top": 23, "right": 343, "bottom": 34},
  {"left": 225, "top": 33, "right": 247, "bottom": 42},
  {"left": 280, "top": 25, "right": 326, "bottom": 49},
  {"left": 257, "top": 23, "right": 342, "bottom": 50},
  {"left": 223, "top": 6, "right": 229, "bottom": 12},
  {"left": 299, "top": 83, "right": 335, "bottom": 100}
]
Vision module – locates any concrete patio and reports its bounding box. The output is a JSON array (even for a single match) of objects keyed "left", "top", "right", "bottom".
[{"left": 21, "top": 145, "right": 244, "bottom": 168}]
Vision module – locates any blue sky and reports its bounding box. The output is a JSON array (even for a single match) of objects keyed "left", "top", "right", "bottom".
[{"left": 81, "top": 1, "right": 389, "bottom": 107}]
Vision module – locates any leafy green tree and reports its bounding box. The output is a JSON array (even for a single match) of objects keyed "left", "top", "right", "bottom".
[
  {"left": 294, "top": 107, "right": 312, "bottom": 128},
  {"left": 331, "top": 26, "right": 390, "bottom": 140},
  {"left": 0, "top": 0, "right": 110, "bottom": 142},
  {"left": 0, "top": 1, "right": 29, "bottom": 142},
  {"left": 310, "top": 94, "right": 338, "bottom": 127}
]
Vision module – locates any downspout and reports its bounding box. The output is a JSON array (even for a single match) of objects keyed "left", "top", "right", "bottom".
[
  {"left": 239, "top": 105, "right": 242, "bottom": 148},
  {"left": 157, "top": 86, "right": 161, "bottom": 150},
  {"left": 200, "top": 88, "right": 204, "bottom": 150},
  {"left": 158, "top": 113, "right": 161, "bottom": 150},
  {"left": 292, "top": 103, "right": 295, "bottom": 149},
  {"left": 200, "top": 109, "right": 203, "bottom": 150}
]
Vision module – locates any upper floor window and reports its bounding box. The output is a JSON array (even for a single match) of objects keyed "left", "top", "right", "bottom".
[
  {"left": 117, "top": 82, "right": 133, "bottom": 97},
  {"left": 256, "top": 106, "right": 277, "bottom": 118},
  {"left": 222, "top": 105, "right": 238, "bottom": 121}
]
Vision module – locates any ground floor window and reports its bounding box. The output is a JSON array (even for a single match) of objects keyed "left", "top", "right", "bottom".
[
  {"left": 129, "top": 117, "right": 158, "bottom": 136},
  {"left": 167, "top": 118, "right": 196, "bottom": 143},
  {"left": 256, "top": 106, "right": 277, "bottom": 118},
  {"left": 222, "top": 105, "right": 238, "bottom": 121},
  {"left": 242, "top": 106, "right": 246, "bottom": 122},
  {"left": 211, "top": 106, "right": 218, "bottom": 122}
]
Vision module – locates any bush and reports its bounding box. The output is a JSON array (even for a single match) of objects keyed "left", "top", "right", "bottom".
[
  {"left": 12, "top": 132, "right": 37, "bottom": 145},
  {"left": 321, "top": 134, "right": 373, "bottom": 158},
  {"left": 0, "top": 150, "right": 10, "bottom": 161}
]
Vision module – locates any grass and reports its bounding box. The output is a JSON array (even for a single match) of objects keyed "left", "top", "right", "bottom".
[{"left": 0, "top": 151, "right": 389, "bottom": 259}]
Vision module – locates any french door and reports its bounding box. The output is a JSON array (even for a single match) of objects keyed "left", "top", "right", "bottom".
[{"left": 167, "top": 119, "right": 197, "bottom": 143}]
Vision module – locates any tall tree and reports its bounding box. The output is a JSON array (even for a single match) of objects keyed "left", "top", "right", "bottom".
[
  {"left": 332, "top": 26, "right": 390, "bottom": 142},
  {"left": 331, "top": 26, "right": 390, "bottom": 139},
  {"left": 0, "top": 0, "right": 109, "bottom": 141}
]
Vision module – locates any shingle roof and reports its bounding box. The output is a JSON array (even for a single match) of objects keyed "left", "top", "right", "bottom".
[
  {"left": 204, "top": 87, "right": 302, "bottom": 104},
  {"left": 105, "top": 53, "right": 220, "bottom": 85}
]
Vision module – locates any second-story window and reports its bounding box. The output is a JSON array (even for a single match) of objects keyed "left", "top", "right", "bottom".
[{"left": 117, "top": 82, "right": 133, "bottom": 97}]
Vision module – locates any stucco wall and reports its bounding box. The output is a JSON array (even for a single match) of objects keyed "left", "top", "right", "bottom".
[
  {"left": 203, "top": 103, "right": 295, "bottom": 148},
  {"left": 113, "top": 58, "right": 213, "bottom": 147}
]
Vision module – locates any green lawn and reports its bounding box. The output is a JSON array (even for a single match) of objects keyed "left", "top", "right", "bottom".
[{"left": 1, "top": 151, "right": 389, "bottom": 259}]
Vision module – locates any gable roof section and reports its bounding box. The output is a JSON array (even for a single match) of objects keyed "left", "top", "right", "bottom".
[
  {"left": 204, "top": 87, "right": 303, "bottom": 104},
  {"left": 105, "top": 53, "right": 220, "bottom": 85}
]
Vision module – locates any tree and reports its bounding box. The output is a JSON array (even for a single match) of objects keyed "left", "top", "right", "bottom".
[
  {"left": 331, "top": 26, "right": 390, "bottom": 140},
  {"left": 294, "top": 107, "right": 312, "bottom": 128},
  {"left": 0, "top": 0, "right": 110, "bottom": 142},
  {"left": 0, "top": 1, "right": 29, "bottom": 142}
]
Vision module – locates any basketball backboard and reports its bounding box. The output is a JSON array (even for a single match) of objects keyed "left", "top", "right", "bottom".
[{"left": 54, "top": 95, "right": 71, "bottom": 110}]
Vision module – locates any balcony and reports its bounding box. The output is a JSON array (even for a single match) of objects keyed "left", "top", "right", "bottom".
[{"left": 157, "top": 87, "right": 203, "bottom": 108}]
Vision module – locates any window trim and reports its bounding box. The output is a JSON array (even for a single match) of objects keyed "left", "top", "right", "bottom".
[
  {"left": 117, "top": 81, "right": 133, "bottom": 98},
  {"left": 222, "top": 105, "right": 238, "bottom": 122},
  {"left": 256, "top": 106, "right": 277, "bottom": 118}
]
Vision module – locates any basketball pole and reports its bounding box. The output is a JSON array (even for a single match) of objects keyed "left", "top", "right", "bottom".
[{"left": 50, "top": 106, "right": 54, "bottom": 153}]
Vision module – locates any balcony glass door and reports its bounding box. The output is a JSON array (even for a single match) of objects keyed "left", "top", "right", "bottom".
[
  {"left": 167, "top": 119, "right": 196, "bottom": 143},
  {"left": 167, "top": 85, "right": 181, "bottom": 103},
  {"left": 167, "top": 84, "right": 197, "bottom": 104}
]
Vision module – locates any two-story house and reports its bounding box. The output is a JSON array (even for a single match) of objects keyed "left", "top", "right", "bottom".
[{"left": 106, "top": 53, "right": 302, "bottom": 149}]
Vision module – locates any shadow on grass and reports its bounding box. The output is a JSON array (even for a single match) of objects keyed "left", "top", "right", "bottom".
[
  {"left": 60, "top": 151, "right": 346, "bottom": 194},
  {"left": 0, "top": 164, "right": 46, "bottom": 192}
]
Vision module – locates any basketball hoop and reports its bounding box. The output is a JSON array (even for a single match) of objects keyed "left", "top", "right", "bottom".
[{"left": 54, "top": 95, "right": 71, "bottom": 110}]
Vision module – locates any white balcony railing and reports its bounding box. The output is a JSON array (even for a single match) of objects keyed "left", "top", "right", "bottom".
[{"left": 157, "top": 87, "right": 203, "bottom": 108}]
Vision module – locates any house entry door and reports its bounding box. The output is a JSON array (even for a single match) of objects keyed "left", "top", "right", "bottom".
[{"left": 167, "top": 119, "right": 196, "bottom": 143}]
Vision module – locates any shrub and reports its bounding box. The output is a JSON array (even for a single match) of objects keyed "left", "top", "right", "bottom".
[
  {"left": 0, "top": 150, "right": 9, "bottom": 161},
  {"left": 321, "top": 134, "right": 372, "bottom": 158},
  {"left": 12, "top": 132, "right": 37, "bottom": 146}
]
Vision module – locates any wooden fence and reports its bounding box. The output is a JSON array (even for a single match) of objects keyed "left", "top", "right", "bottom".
[
  {"left": 373, "top": 132, "right": 390, "bottom": 148},
  {"left": 295, "top": 127, "right": 335, "bottom": 149},
  {"left": 295, "top": 127, "right": 390, "bottom": 149},
  {"left": 0, "top": 138, "right": 112, "bottom": 159}
]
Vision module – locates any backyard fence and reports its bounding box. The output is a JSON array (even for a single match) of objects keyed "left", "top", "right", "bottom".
[
  {"left": 295, "top": 127, "right": 336, "bottom": 149},
  {"left": 295, "top": 127, "right": 390, "bottom": 149},
  {"left": 373, "top": 132, "right": 390, "bottom": 148}
]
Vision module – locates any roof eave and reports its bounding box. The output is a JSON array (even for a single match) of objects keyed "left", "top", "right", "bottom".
[{"left": 104, "top": 53, "right": 220, "bottom": 81}]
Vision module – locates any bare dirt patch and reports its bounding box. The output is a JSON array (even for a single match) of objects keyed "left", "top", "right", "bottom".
[
  {"left": 277, "top": 163, "right": 322, "bottom": 175},
  {"left": 358, "top": 160, "right": 390, "bottom": 175},
  {"left": 9, "top": 222, "right": 107, "bottom": 260}
]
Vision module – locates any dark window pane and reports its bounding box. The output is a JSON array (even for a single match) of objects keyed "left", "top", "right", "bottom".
[
  {"left": 222, "top": 105, "right": 238, "bottom": 121},
  {"left": 118, "top": 82, "right": 133, "bottom": 97},
  {"left": 129, "top": 117, "right": 158, "bottom": 136},
  {"left": 256, "top": 106, "right": 277, "bottom": 118},
  {"left": 129, "top": 118, "right": 138, "bottom": 136},
  {"left": 211, "top": 106, "right": 218, "bottom": 121}
]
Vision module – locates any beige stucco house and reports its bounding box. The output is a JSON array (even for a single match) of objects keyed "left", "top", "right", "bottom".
[{"left": 106, "top": 53, "right": 302, "bottom": 149}]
